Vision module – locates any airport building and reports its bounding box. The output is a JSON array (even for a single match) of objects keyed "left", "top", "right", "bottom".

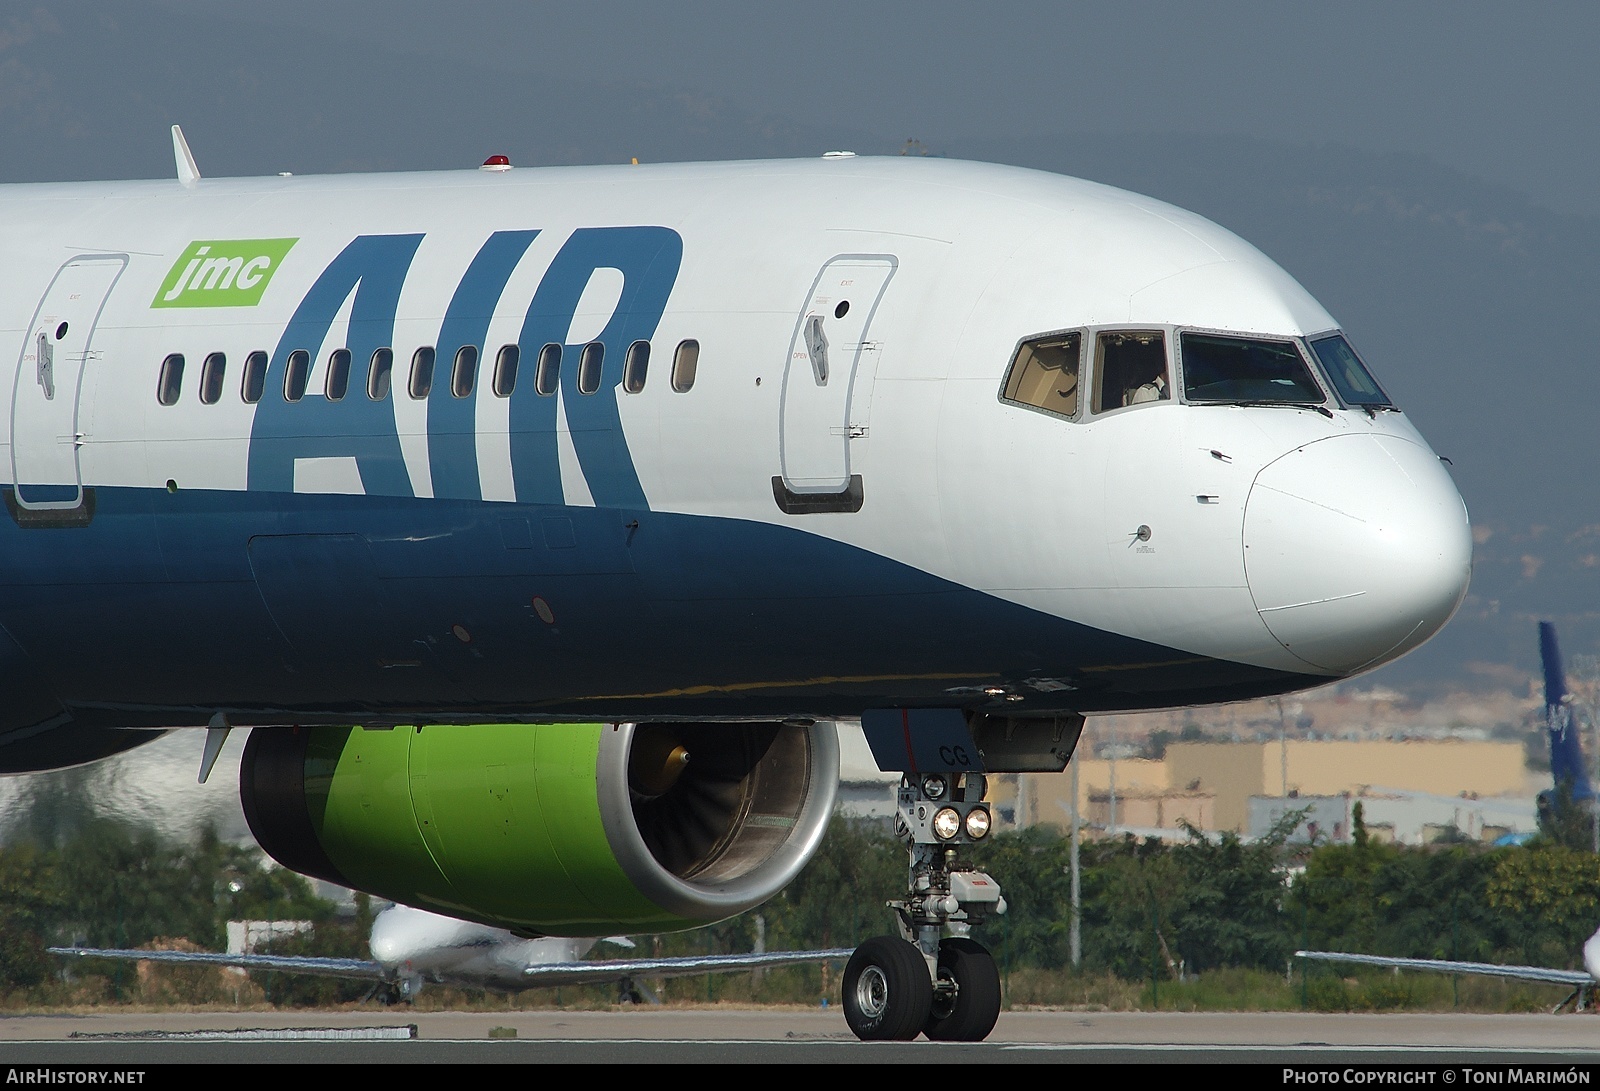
[
  {"left": 1015, "top": 739, "right": 1537, "bottom": 842},
  {"left": 1246, "top": 789, "right": 1536, "bottom": 845}
]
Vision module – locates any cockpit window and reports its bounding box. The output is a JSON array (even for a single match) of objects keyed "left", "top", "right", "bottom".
[
  {"left": 1093, "top": 331, "right": 1168, "bottom": 413},
  {"left": 1180, "top": 333, "right": 1324, "bottom": 404},
  {"left": 1308, "top": 333, "right": 1393, "bottom": 408},
  {"left": 1001, "top": 332, "right": 1081, "bottom": 419}
]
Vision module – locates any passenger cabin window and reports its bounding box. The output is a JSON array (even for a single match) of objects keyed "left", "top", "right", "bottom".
[
  {"left": 283, "top": 350, "right": 310, "bottom": 402},
  {"left": 409, "top": 347, "right": 436, "bottom": 399},
  {"left": 368, "top": 348, "right": 393, "bottom": 400},
  {"left": 534, "top": 344, "right": 561, "bottom": 396},
  {"left": 492, "top": 344, "right": 518, "bottom": 397},
  {"left": 451, "top": 345, "right": 478, "bottom": 398},
  {"left": 1001, "top": 333, "right": 1081, "bottom": 419},
  {"left": 1181, "top": 333, "right": 1323, "bottom": 405},
  {"left": 325, "top": 348, "right": 352, "bottom": 401},
  {"left": 199, "top": 352, "right": 226, "bottom": 405},
  {"left": 1308, "top": 333, "right": 1393, "bottom": 408},
  {"left": 1093, "top": 331, "right": 1168, "bottom": 413},
  {"left": 671, "top": 340, "right": 699, "bottom": 392},
  {"left": 157, "top": 354, "right": 185, "bottom": 406},
  {"left": 577, "top": 342, "right": 604, "bottom": 395},
  {"left": 622, "top": 340, "right": 650, "bottom": 393},
  {"left": 241, "top": 351, "right": 268, "bottom": 404}
]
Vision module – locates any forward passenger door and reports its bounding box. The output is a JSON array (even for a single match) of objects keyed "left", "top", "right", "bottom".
[
  {"left": 10, "top": 254, "right": 126, "bottom": 510},
  {"left": 777, "top": 255, "right": 897, "bottom": 500}
]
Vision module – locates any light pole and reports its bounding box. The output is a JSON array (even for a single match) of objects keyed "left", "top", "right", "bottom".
[
  {"left": 1070, "top": 755, "right": 1081, "bottom": 968},
  {"left": 1573, "top": 654, "right": 1600, "bottom": 854},
  {"left": 1107, "top": 718, "right": 1118, "bottom": 836}
]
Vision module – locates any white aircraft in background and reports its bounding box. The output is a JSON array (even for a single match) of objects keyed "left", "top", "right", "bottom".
[
  {"left": 1297, "top": 927, "right": 1600, "bottom": 1013},
  {"left": 1, "top": 125, "right": 1472, "bottom": 1042},
  {"left": 51, "top": 903, "right": 849, "bottom": 1003}
]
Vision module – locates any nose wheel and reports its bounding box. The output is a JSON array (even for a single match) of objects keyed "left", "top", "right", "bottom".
[
  {"left": 842, "top": 935, "right": 1002, "bottom": 1042},
  {"left": 842, "top": 935, "right": 934, "bottom": 1040},
  {"left": 924, "top": 937, "right": 1001, "bottom": 1041}
]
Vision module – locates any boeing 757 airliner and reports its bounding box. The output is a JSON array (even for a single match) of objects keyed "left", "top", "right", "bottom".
[{"left": 3, "top": 130, "right": 1471, "bottom": 1041}]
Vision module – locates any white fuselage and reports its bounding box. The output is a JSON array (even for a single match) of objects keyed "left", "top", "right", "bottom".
[
  {"left": 367, "top": 904, "right": 592, "bottom": 992},
  {"left": 0, "top": 155, "right": 1470, "bottom": 732}
]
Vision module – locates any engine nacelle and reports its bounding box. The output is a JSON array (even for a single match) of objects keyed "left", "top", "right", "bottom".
[{"left": 239, "top": 721, "right": 838, "bottom": 935}]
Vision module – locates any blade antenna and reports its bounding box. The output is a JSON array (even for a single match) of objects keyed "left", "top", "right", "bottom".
[
  {"left": 171, "top": 124, "right": 201, "bottom": 186},
  {"left": 199, "top": 712, "right": 231, "bottom": 784}
]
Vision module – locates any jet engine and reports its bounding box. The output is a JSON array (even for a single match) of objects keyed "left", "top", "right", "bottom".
[{"left": 239, "top": 721, "right": 838, "bottom": 935}]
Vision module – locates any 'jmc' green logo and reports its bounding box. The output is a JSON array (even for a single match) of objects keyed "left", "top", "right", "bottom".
[{"left": 151, "top": 238, "right": 298, "bottom": 308}]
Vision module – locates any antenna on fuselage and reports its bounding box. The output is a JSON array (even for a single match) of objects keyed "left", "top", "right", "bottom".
[{"left": 171, "top": 124, "right": 201, "bottom": 186}]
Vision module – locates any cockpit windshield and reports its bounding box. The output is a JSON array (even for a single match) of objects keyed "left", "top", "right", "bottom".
[
  {"left": 1180, "top": 333, "right": 1324, "bottom": 404},
  {"left": 1001, "top": 332, "right": 1081, "bottom": 419},
  {"left": 1307, "top": 333, "right": 1393, "bottom": 408}
]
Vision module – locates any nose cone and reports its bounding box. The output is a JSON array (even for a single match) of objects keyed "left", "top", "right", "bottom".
[
  {"left": 367, "top": 911, "right": 406, "bottom": 965},
  {"left": 1244, "top": 435, "right": 1471, "bottom": 674},
  {"left": 1583, "top": 927, "right": 1600, "bottom": 983}
]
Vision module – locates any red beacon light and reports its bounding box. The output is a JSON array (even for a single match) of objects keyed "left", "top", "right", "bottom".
[{"left": 479, "top": 155, "right": 512, "bottom": 173}]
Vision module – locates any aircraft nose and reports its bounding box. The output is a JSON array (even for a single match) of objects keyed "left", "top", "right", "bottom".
[
  {"left": 368, "top": 914, "right": 404, "bottom": 964},
  {"left": 1243, "top": 434, "right": 1471, "bottom": 674},
  {"left": 369, "top": 934, "right": 400, "bottom": 964}
]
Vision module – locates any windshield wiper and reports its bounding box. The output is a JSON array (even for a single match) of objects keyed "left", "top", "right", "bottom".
[{"left": 1232, "top": 400, "right": 1334, "bottom": 419}]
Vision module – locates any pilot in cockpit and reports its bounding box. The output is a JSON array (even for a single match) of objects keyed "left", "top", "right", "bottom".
[
  {"left": 1125, "top": 370, "right": 1168, "bottom": 406},
  {"left": 1091, "top": 330, "right": 1170, "bottom": 412},
  {"left": 1123, "top": 353, "right": 1169, "bottom": 406}
]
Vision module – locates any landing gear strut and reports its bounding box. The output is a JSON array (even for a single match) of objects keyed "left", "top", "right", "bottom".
[{"left": 842, "top": 772, "right": 1006, "bottom": 1042}]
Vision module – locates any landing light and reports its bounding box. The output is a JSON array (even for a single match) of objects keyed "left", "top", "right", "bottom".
[
  {"left": 932, "top": 807, "right": 962, "bottom": 841},
  {"left": 965, "top": 808, "right": 991, "bottom": 840}
]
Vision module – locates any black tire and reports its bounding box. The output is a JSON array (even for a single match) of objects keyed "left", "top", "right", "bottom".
[
  {"left": 842, "top": 935, "right": 934, "bottom": 1041},
  {"left": 923, "top": 937, "right": 1001, "bottom": 1042}
]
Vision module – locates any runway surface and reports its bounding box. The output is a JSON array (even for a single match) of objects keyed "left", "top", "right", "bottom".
[{"left": 4, "top": 1008, "right": 1600, "bottom": 1064}]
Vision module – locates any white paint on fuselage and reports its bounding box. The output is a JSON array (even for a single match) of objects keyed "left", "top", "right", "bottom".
[
  {"left": 293, "top": 455, "right": 364, "bottom": 495},
  {"left": 566, "top": 268, "right": 625, "bottom": 346},
  {"left": 554, "top": 390, "right": 595, "bottom": 509}
]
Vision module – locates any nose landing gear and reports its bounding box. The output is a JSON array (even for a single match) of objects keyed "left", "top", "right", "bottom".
[{"left": 841, "top": 772, "right": 1006, "bottom": 1042}]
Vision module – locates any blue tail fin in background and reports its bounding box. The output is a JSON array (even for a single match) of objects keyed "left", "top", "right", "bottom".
[{"left": 1541, "top": 621, "right": 1595, "bottom": 802}]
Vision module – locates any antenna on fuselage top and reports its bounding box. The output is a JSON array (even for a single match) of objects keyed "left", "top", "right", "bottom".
[{"left": 171, "top": 124, "right": 201, "bottom": 186}]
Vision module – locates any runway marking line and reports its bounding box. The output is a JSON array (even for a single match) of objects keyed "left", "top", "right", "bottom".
[
  {"left": 1005, "top": 1044, "right": 1600, "bottom": 1054},
  {"left": 18, "top": 1037, "right": 1600, "bottom": 1055}
]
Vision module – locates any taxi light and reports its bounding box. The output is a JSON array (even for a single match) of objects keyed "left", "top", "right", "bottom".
[
  {"left": 921, "top": 774, "right": 947, "bottom": 800},
  {"left": 965, "top": 807, "right": 991, "bottom": 840},
  {"left": 932, "top": 807, "right": 962, "bottom": 841}
]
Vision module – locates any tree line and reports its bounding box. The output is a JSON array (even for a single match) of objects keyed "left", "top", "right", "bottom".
[
  {"left": 715, "top": 806, "right": 1600, "bottom": 993},
  {"left": 3, "top": 804, "right": 1598, "bottom": 1007}
]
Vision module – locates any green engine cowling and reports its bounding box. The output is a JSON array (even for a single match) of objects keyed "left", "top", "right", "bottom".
[{"left": 239, "top": 721, "right": 838, "bottom": 936}]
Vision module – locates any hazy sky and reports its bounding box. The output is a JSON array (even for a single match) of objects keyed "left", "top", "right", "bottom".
[
  {"left": 1, "top": 1, "right": 1594, "bottom": 678},
  {"left": 176, "top": 0, "right": 1600, "bottom": 218}
]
